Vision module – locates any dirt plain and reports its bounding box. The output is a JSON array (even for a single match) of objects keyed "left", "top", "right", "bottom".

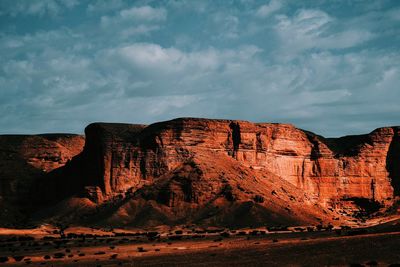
[{"left": 0, "top": 221, "right": 399, "bottom": 267}]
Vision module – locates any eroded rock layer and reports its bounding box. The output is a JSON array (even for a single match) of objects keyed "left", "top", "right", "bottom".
[
  {"left": 0, "top": 134, "right": 85, "bottom": 225},
  {"left": 0, "top": 118, "right": 399, "bottom": 227},
  {"left": 81, "top": 119, "right": 398, "bottom": 208}
]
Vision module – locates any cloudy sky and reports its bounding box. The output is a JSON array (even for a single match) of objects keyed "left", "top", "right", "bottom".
[{"left": 0, "top": 0, "right": 399, "bottom": 137}]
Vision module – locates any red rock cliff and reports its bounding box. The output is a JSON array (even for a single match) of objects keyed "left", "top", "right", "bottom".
[
  {"left": 0, "top": 134, "right": 85, "bottom": 225},
  {"left": 82, "top": 118, "right": 399, "bottom": 211},
  {"left": 1, "top": 118, "right": 399, "bottom": 227}
]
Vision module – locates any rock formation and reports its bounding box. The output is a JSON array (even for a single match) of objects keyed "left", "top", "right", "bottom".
[
  {"left": 0, "top": 134, "right": 84, "bottom": 225},
  {"left": 0, "top": 118, "right": 399, "bottom": 227},
  {"left": 78, "top": 119, "right": 398, "bottom": 206}
]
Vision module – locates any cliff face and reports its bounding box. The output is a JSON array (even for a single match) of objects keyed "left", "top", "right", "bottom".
[
  {"left": 0, "top": 118, "right": 398, "bottom": 227},
  {"left": 0, "top": 134, "right": 85, "bottom": 225},
  {"left": 81, "top": 119, "right": 398, "bottom": 210},
  {"left": 0, "top": 134, "right": 85, "bottom": 197}
]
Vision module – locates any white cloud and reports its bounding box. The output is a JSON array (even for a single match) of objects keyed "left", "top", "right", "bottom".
[
  {"left": 100, "top": 6, "right": 167, "bottom": 26},
  {"left": 388, "top": 8, "right": 400, "bottom": 21},
  {"left": 100, "top": 5, "right": 166, "bottom": 37},
  {"left": 212, "top": 13, "right": 240, "bottom": 39},
  {"left": 87, "top": 0, "right": 124, "bottom": 13},
  {"left": 120, "top": 25, "right": 160, "bottom": 38},
  {"left": 119, "top": 6, "right": 167, "bottom": 21},
  {"left": 275, "top": 9, "right": 374, "bottom": 59},
  {"left": 256, "top": 0, "right": 282, "bottom": 18},
  {"left": 103, "top": 43, "right": 262, "bottom": 76},
  {"left": 0, "top": 0, "right": 78, "bottom": 17},
  {"left": 0, "top": 1, "right": 399, "bottom": 137}
]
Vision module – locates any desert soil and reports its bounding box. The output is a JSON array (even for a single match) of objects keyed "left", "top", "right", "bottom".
[{"left": 0, "top": 224, "right": 399, "bottom": 267}]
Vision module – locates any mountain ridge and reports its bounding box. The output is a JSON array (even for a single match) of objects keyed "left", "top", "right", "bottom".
[{"left": 0, "top": 117, "right": 399, "bottom": 228}]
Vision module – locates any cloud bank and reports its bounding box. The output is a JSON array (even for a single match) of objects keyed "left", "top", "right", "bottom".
[{"left": 0, "top": 0, "right": 399, "bottom": 137}]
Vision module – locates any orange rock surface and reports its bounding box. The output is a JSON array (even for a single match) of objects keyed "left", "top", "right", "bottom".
[
  {"left": 81, "top": 119, "right": 398, "bottom": 208},
  {"left": 0, "top": 118, "right": 399, "bottom": 227}
]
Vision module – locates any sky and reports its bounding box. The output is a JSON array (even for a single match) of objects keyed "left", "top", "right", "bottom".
[{"left": 0, "top": 0, "right": 399, "bottom": 137}]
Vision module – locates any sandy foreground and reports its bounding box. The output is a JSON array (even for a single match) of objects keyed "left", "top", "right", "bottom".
[{"left": 0, "top": 223, "right": 399, "bottom": 267}]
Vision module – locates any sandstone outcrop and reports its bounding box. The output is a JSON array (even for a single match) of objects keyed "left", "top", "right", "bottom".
[
  {"left": 0, "top": 118, "right": 399, "bottom": 227},
  {"left": 78, "top": 119, "right": 398, "bottom": 208},
  {"left": 0, "top": 134, "right": 84, "bottom": 225}
]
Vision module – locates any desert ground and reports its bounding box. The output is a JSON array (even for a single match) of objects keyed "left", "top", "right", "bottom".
[{"left": 0, "top": 219, "right": 399, "bottom": 267}]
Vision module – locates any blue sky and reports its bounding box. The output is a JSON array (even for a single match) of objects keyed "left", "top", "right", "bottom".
[{"left": 0, "top": 0, "right": 399, "bottom": 137}]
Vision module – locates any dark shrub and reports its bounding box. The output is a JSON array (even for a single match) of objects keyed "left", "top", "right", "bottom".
[
  {"left": 347, "top": 229, "right": 368, "bottom": 236},
  {"left": 94, "top": 251, "right": 106, "bottom": 255},
  {"left": 366, "top": 260, "right": 378, "bottom": 266},
  {"left": 168, "top": 235, "right": 182, "bottom": 240},
  {"left": 267, "top": 226, "right": 289, "bottom": 231},
  {"left": 0, "top": 256, "right": 8, "bottom": 263},
  {"left": 220, "top": 232, "right": 230, "bottom": 238},
  {"left": 137, "top": 247, "right": 146, "bottom": 252},
  {"left": 19, "top": 236, "right": 34, "bottom": 242},
  {"left": 67, "top": 233, "right": 79, "bottom": 239},
  {"left": 43, "top": 255, "right": 50, "bottom": 260},
  {"left": 250, "top": 230, "right": 259, "bottom": 236},
  {"left": 253, "top": 195, "right": 264, "bottom": 203},
  {"left": 13, "top": 255, "right": 24, "bottom": 261},
  {"left": 53, "top": 252, "right": 65, "bottom": 258},
  {"left": 146, "top": 232, "right": 159, "bottom": 238}
]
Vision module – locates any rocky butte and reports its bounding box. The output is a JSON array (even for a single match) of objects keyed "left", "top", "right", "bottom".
[{"left": 0, "top": 118, "right": 399, "bottom": 228}]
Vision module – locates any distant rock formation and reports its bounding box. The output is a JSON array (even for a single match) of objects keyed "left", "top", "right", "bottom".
[
  {"left": 0, "top": 134, "right": 84, "bottom": 225},
  {"left": 0, "top": 118, "right": 399, "bottom": 227}
]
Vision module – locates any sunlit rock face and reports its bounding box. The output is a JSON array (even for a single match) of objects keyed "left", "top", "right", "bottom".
[
  {"left": 0, "top": 118, "right": 399, "bottom": 227},
  {"left": 82, "top": 118, "right": 397, "bottom": 208}
]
